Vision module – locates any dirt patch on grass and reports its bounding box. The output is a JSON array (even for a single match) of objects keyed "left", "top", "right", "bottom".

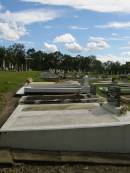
[
  {"left": 0, "top": 92, "right": 19, "bottom": 127},
  {"left": 0, "top": 163, "right": 130, "bottom": 173}
]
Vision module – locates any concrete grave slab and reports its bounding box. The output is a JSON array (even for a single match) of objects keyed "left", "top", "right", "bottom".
[{"left": 0, "top": 102, "right": 130, "bottom": 153}]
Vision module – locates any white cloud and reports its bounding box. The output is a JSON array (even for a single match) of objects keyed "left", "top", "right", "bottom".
[
  {"left": 109, "top": 33, "right": 130, "bottom": 41},
  {"left": 111, "top": 33, "right": 126, "bottom": 40},
  {"left": 43, "top": 42, "right": 58, "bottom": 53},
  {"left": 21, "top": 0, "right": 130, "bottom": 13},
  {"left": 0, "top": 22, "right": 27, "bottom": 41},
  {"left": 0, "top": 9, "right": 59, "bottom": 41},
  {"left": 43, "top": 25, "right": 53, "bottom": 29},
  {"left": 0, "top": 3, "right": 3, "bottom": 11},
  {"left": 85, "top": 37, "right": 109, "bottom": 51},
  {"left": 12, "top": 9, "right": 59, "bottom": 25},
  {"left": 65, "top": 42, "right": 82, "bottom": 53},
  {"left": 97, "top": 53, "right": 130, "bottom": 64},
  {"left": 73, "top": 15, "right": 79, "bottom": 18},
  {"left": 96, "top": 22, "right": 130, "bottom": 29},
  {"left": 122, "top": 51, "right": 130, "bottom": 57},
  {"left": 16, "top": 40, "right": 35, "bottom": 47},
  {"left": 97, "top": 55, "right": 119, "bottom": 63},
  {"left": 127, "top": 42, "right": 130, "bottom": 47},
  {"left": 97, "top": 55, "right": 128, "bottom": 64},
  {"left": 54, "top": 33, "right": 76, "bottom": 43},
  {"left": 69, "top": 25, "right": 88, "bottom": 30},
  {"left": 121, "top": 41, "right": 130, "bottom": 50},
  {"left": 111, "top": 33, "right": 123, "bottom": 40}
]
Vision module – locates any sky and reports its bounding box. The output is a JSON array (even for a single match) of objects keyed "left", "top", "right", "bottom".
[{"left": 0, "top": 0, "right": 130, "bottom": 63}]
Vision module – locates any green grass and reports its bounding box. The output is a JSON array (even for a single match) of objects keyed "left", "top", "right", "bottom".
[
  {"left": 0, "top": 71, "right": 41, "bottom": 93},
  {"left": 96, "top": 87, "right": 107, "bottom": 98},
  {"left": 0, "top": 71, "right": 41, "bottom": 114}
]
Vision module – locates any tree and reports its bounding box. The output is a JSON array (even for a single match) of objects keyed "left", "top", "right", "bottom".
[
  {"left": 8, "top": 43, "right": 26, "bottom": 71},
  {"left": 0, "top": 46, "right": 6, "bottom": 69},
  {"left": 0, "top": 43, "right": 128, "bottom": 75}
]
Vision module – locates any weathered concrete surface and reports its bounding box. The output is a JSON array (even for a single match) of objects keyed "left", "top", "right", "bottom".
[
  {"left": 19, "top": 95, "right": 99, "bottom": 104},
  {"left": 17, "top": 80, "right": 92, "bottom": 95},
  {"left": 12, "top": 149, "right": 130, "bottom": 165},
  {"left": 24, "top": 87, "right": 81, "bottom": 94},
  {"left": 1, "top": 147, "right": 130, "bottom": 165},
  {"left": 13, "top": 149, "right": 60, "bottom": 162},
  {"left": 1, "top": 125, "right": 130, "bottom": 153},
  {"left": 0, "top": 149, "right": 13, "bottom": 164},
  {"left": 1, "top": 103, "right": 130, "bottom": 153},
  {"left": 0, "top": 103, "right": 118, "bottom": 131}
]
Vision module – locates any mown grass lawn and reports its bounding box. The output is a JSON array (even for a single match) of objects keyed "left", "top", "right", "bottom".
[
  {"left": 0, "top": 71, "right": 41, "bottom": 93},
  {"left": 0, "top": 71, "right": 41, "bottom": 114}
]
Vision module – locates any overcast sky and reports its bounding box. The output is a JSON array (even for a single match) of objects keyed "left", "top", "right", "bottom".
[{"left": 0, "top": 0, "right": 130, "bottom": 63}]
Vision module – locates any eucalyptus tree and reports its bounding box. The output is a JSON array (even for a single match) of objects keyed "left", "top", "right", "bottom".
[
  {"left": 30, "top": 50, "right": 45, "bottom": 71},
  {"left": 7, "top": 43, "right": 26, "bottom": 71},
  {"left": 26, "top": 48, "right": 36, "bottom": 70},
  {"left": 61, "top": 54, "right": 72, "bottom": 73},
  {"left": 125, "top": 62, "right": 130, "bottom": 74},
  {"left": 50, "top": 51, "right": 63, "bottom": 73},
  {"left": 0, "top": 46, "right": 6, "bottom": 69}
]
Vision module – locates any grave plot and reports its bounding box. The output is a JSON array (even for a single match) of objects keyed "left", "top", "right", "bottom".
[
  {"left": 16, "top": 77, "right": 97, "bottom": 96},
  {"left": 24, "top": 83, "right": 81, "bottom": 94},
  {"left": 2, "top": 79, "right": 130, "bottom": 153},
  {"left": 1, "top": 86, "right": 130, "bottom": 153}
]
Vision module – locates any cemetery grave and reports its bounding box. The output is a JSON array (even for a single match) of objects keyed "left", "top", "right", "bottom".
[{"left": 0, "top": 83, "right": 130, "bottom": 153}]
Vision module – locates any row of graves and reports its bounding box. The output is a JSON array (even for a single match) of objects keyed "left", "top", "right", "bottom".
[
  {"left": 0, "top": 73, "right": 130, "bottom": 154},
  {"left": 17, "top": 74, "right": 98, "bottom": 103},
  {"left": 97, "top": 77, "right": 130, "bottom": 105},
  {"left": 40, "top": 71, "right": 81, "bottom": 81}
]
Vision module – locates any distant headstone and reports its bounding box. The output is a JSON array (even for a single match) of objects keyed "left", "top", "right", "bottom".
[
  {"left": 123, "top": 77, "right": 129, "bottom": 83},
  {"left": 107, "top": 86, "right": 120, "bottom": 107},
  {"left": 82, "top": 75, "right": 89, "bottom": 86},
  {"left": 119, "top": 75, "right": 129, "bottom": 83},
  {"left": 112, "top": 77, "right": 118, "bottom": 85},
  {"left": 40, "top": 71, "right": 59, "bottom": 81},
  {"left": 90, "top": 85, "right": 96, "bottom": 95}
]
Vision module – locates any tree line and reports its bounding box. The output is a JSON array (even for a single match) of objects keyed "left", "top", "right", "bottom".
[{"left": 0, "top": 43, "right": 130, "bottom": 75}]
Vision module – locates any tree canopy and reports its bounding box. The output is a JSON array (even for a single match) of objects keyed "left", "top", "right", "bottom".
[{"left": 0, "top": 43, "right": 129, "bottom": 75}]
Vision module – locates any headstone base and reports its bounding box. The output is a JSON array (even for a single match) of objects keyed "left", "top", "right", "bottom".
[{"left": 102, "top": 103, "right": 127, "bottom": 116}]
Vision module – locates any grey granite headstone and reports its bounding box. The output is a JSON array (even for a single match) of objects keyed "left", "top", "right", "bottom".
[
  {"left": 90, "top": 85, "right": 96, "bottom": 95},
  {"left": 107, "top": 86, "right": 120, "bottom": 107}
]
